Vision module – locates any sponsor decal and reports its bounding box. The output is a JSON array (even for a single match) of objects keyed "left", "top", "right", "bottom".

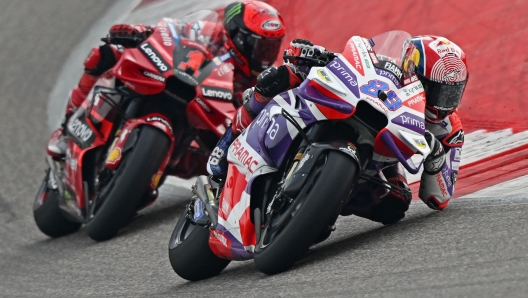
[
  {"left": 69, "top": 118, "right": 93, "bottom": 142},
  {"left": 225, "top": 2, "right": 242, "bottom": 23},
  {"left": 375, "top": 69, "right": 401, "bottom": 88},
  {"left": 402, "top": 83, "right": 423, "bottom": 97},
  {"left": 215, "top": 63, "right": 234, "bottom": 76},
  {"left": 142, "top": 70, "right": 165, "bottom": 82},
  {"left": 447, "top": 129, "right": 464, "bottom": 145},
  {"left": 347, "top": 41, "right": 365, "bottom": 76},
  {"left": 106, "top": 148, "right": 121, "bottom": 164},
  {"left": 174, "top": 69, "right": 199, "bottom": 85},
  {"left": 430, "top": 38, "right": 462, "bottom": 57},
  {"left": 201, "top": 86, "right": 233, "bottom": 100},
  {"left": 317, "top": 69, "right": 332, "bottom": 83},
  {"left": 392, "top": 112, "right": 425, "bottom": 134},
  {"left": 266, "top": 118, "right": 279, "bottom": 140},
  {"left": 195, "top": 97, "right": 212, "bottom": 112},
  {"left": 146, "top": 116, "right": 172, "bottom": 133},
  {"left": 436, "top": 172, "right": 449, "bottom": 197},
  {"left": 327, "top": 59, "right": 360, "bottom": 97},
  {"left": 182, "top": 40, "right": 208, "bottom": 54},
  {"left": 382, "top": 61, "right": 402, "bottom": 80},
  {"left": 454, "top": 147, "right": 462, "bottom": 161},
  {"left": 261, "top": 20, "right": 282, "bottom": 30},
  {"left": 364, "top": 59, "right": 371, "bottom": 69},
  {"left": 139, "top": 42, "right": 170, "bottom": 73},
  {"left": 365, "top": 97, "right": 389, "bottom": 113},
  {"left": 413, "top": 138, "right": 427, "bottom": 149},
  {"left": 442, "top": 166, "right": 452, "bottom": 187},
  {"left": 369, "top": 52, "right": 379, "bottom": 64},
  {"left": 406, "top": 93, "right": 425, "bottom": 106},
  {"left": 403, "top": 75, "right": 420, "bottom": 85},
  {"left": 158, "top": 23, "right": 172, "bottom": 47},
  {"left": 231, "top": 138, "right": 259, "bottom": 173},
  {"left": 193, "top": 199, "right": 204, "bottom": 221},
  {"left": 213, "top": 231, "right": 227, "bottom": 246}
]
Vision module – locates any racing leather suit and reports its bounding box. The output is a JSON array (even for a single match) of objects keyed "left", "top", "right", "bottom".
[
  {"left": 47, "top": 22, "right": 256, "bottom": 158},
  {"left": 207, "top": 42, "right": 464, "bottom": 223}
]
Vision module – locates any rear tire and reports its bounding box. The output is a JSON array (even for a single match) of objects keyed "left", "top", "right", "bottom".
[
  {"left": 168, "top": 212, "right": 230, "bottom": 281},
  {"left": 254, "top": 151, "right": 357, "bottom": 275},
  {"left": 33, "top": 171, "right": 82, "bottom": 238},
  {"left": 85, "top": 125, "right": 170, "bottom": 241}
]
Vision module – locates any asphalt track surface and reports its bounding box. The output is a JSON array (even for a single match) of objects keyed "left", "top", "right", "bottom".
[{"left": 1, "top": 1, "right": 528, "bottom": 297}]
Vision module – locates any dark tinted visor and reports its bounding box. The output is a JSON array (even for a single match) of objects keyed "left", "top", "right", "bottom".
[
  {"left": 419, "top": 73, "right": 467, "bottom": 110},
  {"left": 249, "top": 36, "right": 282, "bottom": 70}
]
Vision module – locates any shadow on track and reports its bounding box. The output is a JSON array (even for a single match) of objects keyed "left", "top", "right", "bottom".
[{"left": 285, "top": 209, "right": 443, "bottom": 273}]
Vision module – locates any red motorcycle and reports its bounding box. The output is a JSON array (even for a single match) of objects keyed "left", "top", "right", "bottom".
[{"left": 33, "top": 10, "right": 236, "bottom": 241}]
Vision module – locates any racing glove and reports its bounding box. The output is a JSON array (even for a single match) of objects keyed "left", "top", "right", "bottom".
[
  {"left": 283, "top": 39, "right": 327, "bottom": 74},
  {"left": 104, "top": 24, "right": 153, "bottom": 48},
  {"left": 423, "top": 130, "right": 446, "bottom": 175},
  {"left": 254, "top": 65, "right": 304, "bottom": 99}
]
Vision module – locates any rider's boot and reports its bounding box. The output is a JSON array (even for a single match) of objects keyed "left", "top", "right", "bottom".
[
  {"left": 207, "top": 126, "right": 238, "bottom": 180},
  {"left": 367, "top": 164, "right": 411, "bottom": 225},
  {"left": 340, "top": 164, "right": 411, "bottom": 225}
]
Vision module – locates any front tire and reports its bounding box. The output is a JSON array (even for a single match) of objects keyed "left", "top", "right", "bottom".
[
  {"left": 85, "top": 125, "right": 170, "bottom": 241},
  {"left": 33, "top": 171, "right": 82, "bottom": 238},
  {"left": 168, "top": 211, "right": 230, "bottom": 281},
  {"left": 254, "top": 151, "right": 357, "bottom": 275}
]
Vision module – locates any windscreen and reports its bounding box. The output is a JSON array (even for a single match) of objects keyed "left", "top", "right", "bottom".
[
  {"left": 170, "top": 10, "right": 223, "bottom": 57},
  {"left": 370, "top": 30, "right": 412, "bottom": 68}
]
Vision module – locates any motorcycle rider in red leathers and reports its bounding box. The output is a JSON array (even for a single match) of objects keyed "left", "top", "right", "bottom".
[
  {"left": 207, "top": 36, "right": 468, "bottom": 225},
  {"left": 47, "top": 1, "right": 286, "bottom": 157}
]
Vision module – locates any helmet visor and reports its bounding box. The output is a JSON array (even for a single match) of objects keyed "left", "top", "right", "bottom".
[
  {"left": 248, "top": 34, "right": 283, "bottom": 71},
  {"left": 420, "top": 74, "right": 467, "bottom": 110}
]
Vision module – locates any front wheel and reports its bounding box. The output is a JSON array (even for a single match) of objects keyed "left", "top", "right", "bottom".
[
  {"left": 85, "top": 125, "right": 170, "bottom": 241},
  {"left": 168, "top": 208, "right": 231, "bottom": 281},
  {"left": 254, "top": 150, "right": 357, "bottom": 275},
  {"left": 33, "top": 170, "right": 82, "bottom": 238}
]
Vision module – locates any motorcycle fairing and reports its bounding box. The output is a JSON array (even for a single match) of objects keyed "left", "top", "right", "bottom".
[
  {"left": 209, "top": 163, "right": 255, "bottom": 260},
  {"left": 208, "top": 32, "right": 433, "bottom": 260}
]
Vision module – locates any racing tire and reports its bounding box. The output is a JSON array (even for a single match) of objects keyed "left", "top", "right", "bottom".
[
  {"left": 254, "top": 150, "right": 357, "bottom": 275},
  {"left": 33, "top": 172, "right": 82, "bottom": 238},
  {"left": 85, "top": 125, "right": 170, "bottom": 241},
  {"left": 168, "top": 213, "right": 231, "bottom": 281}
]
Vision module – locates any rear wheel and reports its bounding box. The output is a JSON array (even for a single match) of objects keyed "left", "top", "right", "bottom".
[
  {"left": 85, "top": 125, "right": 170, "bottom": 241},
  {"left": 168, "top": 208, "right": 231, "bottom": 281},
  {"left": 33, "top": 170, "right": 82, "bottom": 238},
  {"left": 254, "top": 150, "right": 357, "bottom": 275}
]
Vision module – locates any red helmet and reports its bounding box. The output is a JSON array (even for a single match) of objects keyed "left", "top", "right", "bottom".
[
  {"left": 223, "top": 1, "right": 286, "bottom": 76},
  {"left": 401, "top": 36, "right": 469, "bottom": 123}
]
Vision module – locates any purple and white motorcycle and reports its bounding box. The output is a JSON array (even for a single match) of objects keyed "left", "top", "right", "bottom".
[{"left": 168, "top": 30, "right": 431, "bottom": 279}]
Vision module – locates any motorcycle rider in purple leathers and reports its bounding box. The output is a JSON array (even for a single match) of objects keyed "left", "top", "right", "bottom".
[{"left": 208, "top": 35, "right": 468, "bottom": 225}]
